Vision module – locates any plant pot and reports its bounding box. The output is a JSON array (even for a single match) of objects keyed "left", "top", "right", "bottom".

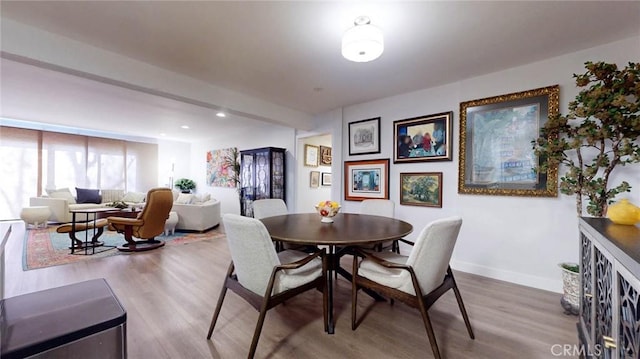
[
  {"left": 559, "top": 262, "right": 580, "bottom": 315},
  {"left": 181, "top": 190, "right": 191, "bottom": 194}
]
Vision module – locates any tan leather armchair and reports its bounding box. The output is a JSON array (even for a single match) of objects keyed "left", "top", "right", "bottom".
[{"left": 108, "top": 188, "right": 173, "bottom": 252}]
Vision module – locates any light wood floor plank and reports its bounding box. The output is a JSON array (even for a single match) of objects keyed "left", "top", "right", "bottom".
[{"left": 4, "top": 222, "right": 578, "bottom": 358}]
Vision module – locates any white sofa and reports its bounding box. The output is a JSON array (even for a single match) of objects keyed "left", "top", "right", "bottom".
[
  {"left": 29, "top": 189, "right": 145, "bottom": 223},
  {"left": 172, "top": 200, "right": 221, "bottom": 232}
]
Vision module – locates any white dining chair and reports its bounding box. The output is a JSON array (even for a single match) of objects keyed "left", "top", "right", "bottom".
[
  {"left": 253, "top": 198, "right": 290, "bottom": 251},
  {"left": 252, "top": 198, "right": 288, "bottom": 220},
  {"left": 360, "top": 199, "right": 399, "bottom": 253},
  {"left": 207, "top": 214, "right": 327, "bottom": 358},
  {"left": 351, "top": 216, "right": 474, "bottom": 359}
]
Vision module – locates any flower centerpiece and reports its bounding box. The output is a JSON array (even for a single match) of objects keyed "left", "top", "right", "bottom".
[{"left": 315, "top": 200, "right": 341, "bottom": 223}]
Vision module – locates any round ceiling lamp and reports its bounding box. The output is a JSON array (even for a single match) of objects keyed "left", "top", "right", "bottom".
[{"left": 341, "top": 16, "right": 384, "bottom": 63}]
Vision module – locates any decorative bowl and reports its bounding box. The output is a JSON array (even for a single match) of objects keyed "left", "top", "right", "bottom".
[{"left": 315, "top": 200, "right": 341, "bottom": 223}]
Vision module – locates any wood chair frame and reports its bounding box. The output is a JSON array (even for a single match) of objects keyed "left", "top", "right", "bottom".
[
  {"left": 207, "top": 249, "right": 328, "bottom": 359},
  {"left": 351, "top": 240, "right": 474, "bottom": 359}
]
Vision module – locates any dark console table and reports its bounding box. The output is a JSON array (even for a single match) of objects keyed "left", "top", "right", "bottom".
[{"left": 578, "top": 217, "right": 640, "bottom": 358}]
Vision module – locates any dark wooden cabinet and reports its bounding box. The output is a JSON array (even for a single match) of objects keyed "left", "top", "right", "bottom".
[
  {"left": 578, "top": 217, "right": 640, "bottom": 359},
  {"left": 240, "top": 147, "right": 286, "bottom": 217}
]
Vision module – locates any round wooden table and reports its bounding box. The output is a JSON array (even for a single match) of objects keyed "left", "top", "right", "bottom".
[{"left": 261, "top": 213, "right": 413, "bottom": 334}]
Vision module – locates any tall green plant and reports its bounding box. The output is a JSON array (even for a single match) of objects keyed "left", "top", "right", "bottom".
[{"left": 533, "top": 62, "right": 640, "bottom": 216}]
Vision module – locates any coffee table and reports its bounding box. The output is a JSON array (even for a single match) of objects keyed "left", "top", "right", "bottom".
[{"left": 68, "top": 208, "right": 122, "bottom": 255}]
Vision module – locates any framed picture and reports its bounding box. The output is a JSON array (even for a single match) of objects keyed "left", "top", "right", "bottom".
[
  {"left": 344, "top": 159, "right": 390, "bottom": 201},
  {"left": 394, "top": 112, "right": 453, "bottom": 163},
  {"left": 320, "top": 146, "right": 332, "bottom": 165},
  {"left": 458, "top": 85, "right": 559, "bottom": 197},
  {"left": 349, "top": 117, "right": 381, "bottom": 155},
  {"left": 321, "top": 172, "right": 332, "bottom": 186},
  {"left": 304, "top": 144, "right": 319, "bottom": 167},
  {"left": 400, "top": 172, "right": 443, "bottom": 208},
  {"left": 310, "top": 171, "right": 320, "bottom": 188}
]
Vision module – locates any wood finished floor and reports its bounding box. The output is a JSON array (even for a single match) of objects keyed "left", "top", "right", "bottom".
[{"left": 4, "top": 222, "right": 578, "bottom": 358}]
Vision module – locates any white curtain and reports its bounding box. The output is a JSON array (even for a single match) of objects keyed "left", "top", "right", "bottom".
[{"left": 0, "top": 126, "right": 158, "bottom": 219}]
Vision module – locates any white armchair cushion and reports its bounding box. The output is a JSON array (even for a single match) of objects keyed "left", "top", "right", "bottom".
[
  {"left": 359, "top": 252, "right": 413, "bottom": 294},
  {"left": 101, "top": 189, "right": 125, "bottom": 203},
  {"left": 223, "top": 214, "right": 321, "bottom": 296},
  {"left": 46, "top": 188, "right": 76, "bottom": 204},
  {"left": 357, "top": 216, "right": 462, "bottom": 296},
  {"left": 122, "top": 191, "right": 146, "bottom": 203},
  {"left": 175, "top": 193, "right": 195, "bottom": 204},
  {"left": 275, "top": 250, "right": 322, "bottom": 294}
]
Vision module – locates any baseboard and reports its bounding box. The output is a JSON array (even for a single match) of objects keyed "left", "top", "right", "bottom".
[{"left": 450, "top": 259, "right": 563, "bottom": 293}]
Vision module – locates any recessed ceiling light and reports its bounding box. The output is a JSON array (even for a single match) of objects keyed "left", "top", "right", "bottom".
[
  {"left": 160, "top": 133, "right": 166, "bottom": 137},
  {"left": 181, "top": 125, "right": 190, "bottom": 129},
  {"left": 216, "top": 112, "right": 226, "bottom": 118}
]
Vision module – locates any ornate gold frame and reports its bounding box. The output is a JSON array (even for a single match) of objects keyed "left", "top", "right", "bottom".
[{"left": 458, "top": 85, "right": 559, "bottom": 197}]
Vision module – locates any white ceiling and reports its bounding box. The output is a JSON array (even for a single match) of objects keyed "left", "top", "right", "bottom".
[
  {"left": 2, "top": 1, "right": 639, "bottom": 117},
  {"left": 0, "top": 59, "right": 285, "bottom": 142}
]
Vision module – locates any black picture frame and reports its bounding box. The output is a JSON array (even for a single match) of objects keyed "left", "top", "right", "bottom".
[
  {"left": 348, "top": 117, "right": 381, "bottom": 156},
  {"left": 393, "top": 112, "right": 453, "bottom": 163}
]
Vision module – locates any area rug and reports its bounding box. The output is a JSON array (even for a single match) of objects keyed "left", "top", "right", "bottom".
[{"left": 23, "top": 227, "right": 225, "bottom": 270}]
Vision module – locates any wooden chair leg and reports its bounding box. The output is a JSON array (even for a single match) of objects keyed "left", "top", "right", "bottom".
[
  {"left": 322, "top": 255, "right": 329, "bottom": 332},
  {"left": 207, "top": 263, "right": 234, "bottom": 339},
  {"left": 449, "top": 268, "right": 475, "bottom": 339},
  {"left": 248, "top": 299, "right": 270, "bottom": 359},
  {"left": 417, "top": 298, "right": 441, "bottom": 359},
  {"left": 351, "top": 260, "right": 358, "bottom": 330}
]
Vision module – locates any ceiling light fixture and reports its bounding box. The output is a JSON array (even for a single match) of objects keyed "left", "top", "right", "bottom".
[
  {"left": 342, "top": 16, "right": 384, "bottom": 63},
  {"left": 216, "top": 112, "right": 226, "bottom": 118},
  {"left": 181, "top": 125, "right": 190, "bottom": 129}
]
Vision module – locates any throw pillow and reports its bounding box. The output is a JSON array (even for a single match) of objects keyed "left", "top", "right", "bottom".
[
  {"left": 47, "top": 188, "right": 77, "bottom": 204},
  {"left": 76, "top": 187, "right": 101, "bottom": 204},
  {"left": 101, "top": 189, "right": 125, "bottom": 203},
  {"left": 175, "top": 193, "right": 195, "bottom": 204},
  {"left": 122, "top": 191, "right": 146, "bottom": 203},
  {"left": 192, "top": 193, "right": 211, "bottom": 204}
]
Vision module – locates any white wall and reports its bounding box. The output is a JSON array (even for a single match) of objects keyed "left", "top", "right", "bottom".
[
  {"left": 296, "top": 134, "right": 332, "bottom": 213},
  {"left": 157, "top": 139, "right": 191, "bottom": 188},
  {"left": 328, "top": 35, "right": 640, "bottom": 293},
  {"left": 190, "top": 123, "right": 297, "bottom": 215}
]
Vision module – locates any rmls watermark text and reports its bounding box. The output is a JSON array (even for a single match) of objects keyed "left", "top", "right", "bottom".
[{"left": 550, "top": 344, "right": 603, "bottom": 357}]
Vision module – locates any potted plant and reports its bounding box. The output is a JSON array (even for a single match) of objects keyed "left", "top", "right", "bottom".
[
  {"left": 533, "top": 61, "right": 640, "bottom": 315},
  {"left": 174, "top": 178, "right": 196, "bottom": 193}
]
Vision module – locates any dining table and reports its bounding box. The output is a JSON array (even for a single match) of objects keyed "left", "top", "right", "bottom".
[{"left": 260, "top": 213, "right": 413, "bottom": 334}]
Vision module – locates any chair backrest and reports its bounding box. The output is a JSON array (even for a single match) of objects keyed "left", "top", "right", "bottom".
[
  {"left": 360, "top": 199, "right": 394, "bottom": 218},
  {"left": 252, "top": 199, "right": 288, "bottom": 220},
  {"left": 136, "top": 188, "right": 174, "bottom": 239},
  {"left": 222, "top": 214, "right": 281, "bottom": 295},
  {"left": 406, "top": 216, "right": 462, "bottom": 294}
]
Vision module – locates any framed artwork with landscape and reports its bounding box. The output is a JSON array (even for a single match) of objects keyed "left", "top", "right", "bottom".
[
  {"left": 400, "top": 172, "right": 443, "bottom": 208},
  {"left": 349, "top": 117, "right": 381, "bottom": 155},
  {"left": 394, "top": 112, "right": 453, "bottom": 163},
  {"left": 458, "top": 85, "right": 559, "bottom": 197},
  {"left": 344, "top": 159, "right": 389, "bottom": 201}
]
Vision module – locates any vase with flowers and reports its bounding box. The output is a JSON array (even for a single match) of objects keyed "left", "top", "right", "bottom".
[{"left": 315, "top": 200, "right": 341, "bottom": 223}]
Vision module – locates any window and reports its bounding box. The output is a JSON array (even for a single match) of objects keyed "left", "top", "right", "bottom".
[{"left": 0, "top": 126, "right": 158, "bottom": 219}]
